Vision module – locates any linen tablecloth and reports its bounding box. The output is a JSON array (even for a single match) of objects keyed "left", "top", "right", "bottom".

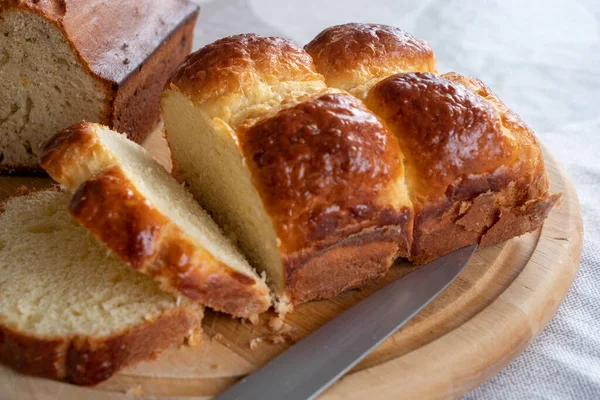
[{"left": 189, "top": 1, "right": 600, "bottom": 398}]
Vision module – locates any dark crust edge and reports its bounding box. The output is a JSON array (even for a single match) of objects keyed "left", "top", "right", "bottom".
[
  {"left": 0, "top": 307, "right": 203, "bottom": 386},
  {"left": 69, "top": 166, "right": 271, "bottom": 318},
  {"left": 284, "top": 223, "right": 410, "bottom": 305},
  {"left": 110, "top": 9, "right": 199, "bottom": 143},
  {"left": 0, "top": 187, "right": 204, "bottom": 385},
  {"left": 0, "top": 165, "right": 47, "bottom": 175},
  {"left": 410, "top": 183, "right": 561, "bottom": 265}
]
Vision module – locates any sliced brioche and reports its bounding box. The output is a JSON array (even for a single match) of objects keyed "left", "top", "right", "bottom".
[
  {"left": 162, "top": 35, "right": 413, "bottom": 312},
  {"left": 0, "top": 188, "right": 203, "bottom": 385},
  {"left": 40, "top": 122, "right": 270, "bottom": 318}
]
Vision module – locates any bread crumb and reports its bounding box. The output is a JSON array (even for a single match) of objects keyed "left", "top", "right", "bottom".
[
  {"left": 274, "top": 293, "right": 293, "bottom": 315},
  {"left": 212, "top": 333, "right": 223, "bottom": 341},
  {"left": 125, "top": 385, "right": 143, "bottom": 397},
  {"left": 268, "top": 316, "right": 294, "bottom": 336},
  {"left": 267, "top": 335, "right": 286, "bottom": 345},
  {"left": 268, "top": 317, "right": 283, "bottom": 332},
  {"left": 459, "top": 201, "right": 470, "bottom": 215},
  {"left": 249, "top": 314, "right": 259, "bottom": 325},
  {"left": 184, "top": 327, "right": 203, "bottom": 347},
  {"left": 249, "top": 337, "right": 262, "bottom": 349}
]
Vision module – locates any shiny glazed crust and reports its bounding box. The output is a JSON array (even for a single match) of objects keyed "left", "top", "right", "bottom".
[
  {"left": 239, "top": 93, "right": 413, "bottom": 304},
  {"left": 306, "top": 23, "right": 560, "bottom": 263},
  {"left": 1, "top": 0, "right": 198, "bottom": 173},
  {"left": 39, "top": 122, "right": 106, "bottom": 189},
  {"left": 239, "top": 93, "right": 411, "bottom": 255},
  {"left": 366, "top": 72, "right": 560, "bottom": 263},
  {"left": 305, "top": 23, "right": 437, "bottom": 95},
  {"left": 169, "top": 33, "right": 323, "bottom": 105},
  {"left": 0, "top": 188, "right": 204, "bottom": 386}
]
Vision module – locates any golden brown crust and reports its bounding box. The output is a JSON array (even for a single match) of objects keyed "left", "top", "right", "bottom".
[
  {"left": 366, "top": 72, "right": 516, "bottom": 207},
  {"left": 1, "top": 0, "right": 198, "bottom": 152},
  {"left": 365, "top": 72, "right": 559, "bottom": 263},
  {"left": 305, "top": 23, "right": 436, "bottom": 93},
  {"left": 239, "top": 93, "right": 411, "bottom": 255},
  {"left": 0, "top": 307, "right": 203, "bottom": 386},
  {"left": 39, "top": 122, "right": 104, "bottom": 188},
  {"left": 69, "top": 166, "right": 271, "bottom": 318},
  {"left": 168, "top": 33, "right": 323, "bottom": 104}
]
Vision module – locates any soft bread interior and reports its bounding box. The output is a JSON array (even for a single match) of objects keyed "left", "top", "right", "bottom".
[
  {"left": 0, "top": 190, "right": 197, "bottom": 337},
  {"left": 70, "top": 125, "right": 262, "bottom": 285},
  {"left": 162, "top": 91, "right": 284, "bottom": 294},
  {"left": 0, "top": 10, "right": 106, "bottom": 170}
]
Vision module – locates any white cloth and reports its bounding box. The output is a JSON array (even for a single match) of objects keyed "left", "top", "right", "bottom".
[{"left": 189, "top": 1, "right": 600, "bottom": 398}]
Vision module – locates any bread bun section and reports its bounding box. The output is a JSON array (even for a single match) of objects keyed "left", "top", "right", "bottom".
[
  {"left": 162, "top": 34, "right": 413, "bottom": 312},
  {"left": 306, "top": 23, "right": 560, "bottom": 263},
  {"left": 0, "top": 189, "right": 203, "bottom": 385},
  {"left": 40, "top": 122, "right": 271, "bottom": 319},
  {"left": 305, "top": 23, "right": 437, "bottom": 100}
]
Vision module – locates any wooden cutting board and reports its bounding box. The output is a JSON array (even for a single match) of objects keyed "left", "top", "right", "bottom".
[{"left": 0, "top": 131, "right": 583, "bottom": 400}]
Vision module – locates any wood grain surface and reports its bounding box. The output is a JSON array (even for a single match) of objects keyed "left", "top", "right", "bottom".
[{"left": 0, "top": 131, "right": 583, "bottom": 400}]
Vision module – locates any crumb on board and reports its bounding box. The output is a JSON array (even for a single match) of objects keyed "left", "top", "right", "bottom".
[
  {"left": 184, "top": 327, "right": 203, "bottom": 347},
  {"left": 212, "top": 332, "right": 224, "bottom": 341},
  {"left": 124, "top": 385, "right": 143, "bottom": 397},
  {"left": 249, "top": 337, "right": 262, "bottom": 349},
  {"left": 268, "top": 316, "right": 283, "bottom": 332},
  {"left": 268, "top": 316, "right": 295, "bottom": 336},
  {"left": 266, "top": 335, "right": 286, "bottom": 345},
  {"left": 249, "top": 314, "right": 259, "bottom": 325}
]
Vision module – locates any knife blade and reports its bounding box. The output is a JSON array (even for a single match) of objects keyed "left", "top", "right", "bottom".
[{"left": 214, "top": 244, "right": 477, "bottom": 400}]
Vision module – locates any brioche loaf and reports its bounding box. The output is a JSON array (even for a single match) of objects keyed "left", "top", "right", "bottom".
[
  {"left": 40, "top": 122, "right": 271, "bottom": 318},
  {"left": 0, "top": 0, "right": 198, "bottom": 173},
  {"left": 161, "top": 35, "right": 413, "bottom": 311},
  {"left": 0, "top": 188, "right": 203, "bottom": 385},
  {"left": 306, "top": 23, "right": 560, "bottom": 263}
]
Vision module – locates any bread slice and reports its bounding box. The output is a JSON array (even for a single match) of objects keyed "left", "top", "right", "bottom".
[
  {"left": 162, "top": 35, "right": 413, "bottom": 313},
  {"left": 40, "top": 122, "right": 270, "bottom": 318},
  {"left": 0, "top": 188, "right": 204, "bottom": 385},
  {"left": 0, "top": 0, "right": 198, "bottom": 173}
]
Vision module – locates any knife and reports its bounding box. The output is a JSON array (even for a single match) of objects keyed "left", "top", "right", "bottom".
[{"left": 214, "top": 244, "right": 477, "bottom": 400}]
